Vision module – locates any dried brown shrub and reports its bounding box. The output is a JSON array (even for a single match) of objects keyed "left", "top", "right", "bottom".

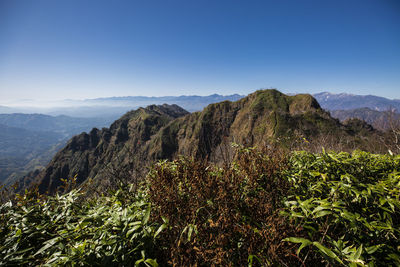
[{"left": 148, "top": 145, "right": 301, "bottom": 266}]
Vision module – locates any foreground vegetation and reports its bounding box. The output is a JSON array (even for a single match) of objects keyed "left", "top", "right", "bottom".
[{"left": 1, "top": 147, "right": 399, "bottom": 266}]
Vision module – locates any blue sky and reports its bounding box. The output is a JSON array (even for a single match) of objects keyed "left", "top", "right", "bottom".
[{"left": 0, "top": 0, "right": 399, "bottom": 103}]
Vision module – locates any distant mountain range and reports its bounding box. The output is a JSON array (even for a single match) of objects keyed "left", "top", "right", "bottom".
[
  {"left": 2, "top": 91, "right": 399, "bottom": 187},
  {"left": 310, "top": 92, "right": 400, "bottom": 130},
  {"left": 20, "top": 90, "right": 379, "bottom": 194},
  {"left": 0, "top": 94, "right": 243, "bottom": 184},
  {"left": 0, "top": 123, "right": 64, "bottom": 185},
  {"left": 0, "top": 114, "right": 114, "bottom": 138},
  {"left": 0, "top": 94, "right": 244, "bottom": 117},
  {"left": 0, "top": 114, "right": 114, "bottom": 185},
  {"left": 0, "top": 106, "right": 12, "bottom": 113},
  {"left": 0, "top": 124, "right": 62, "bottom": 158},
  {"left": 313, "top": 92, "right": 400, "bottom": 111},
  {"left": 330, "top": 108, "right": 400, "bottom": 131},
  {"left": 84, "top": 94, "right": 244, "bottom": 111},
  {"left": 2, "top": 92, "right": 400, "bottom": 117}
]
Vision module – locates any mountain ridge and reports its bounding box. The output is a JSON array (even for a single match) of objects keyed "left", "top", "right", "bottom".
[
  {"left": 0, "top": 94, "right": 245, "bottom": 116},
  {"left": 3, "top": 92, "right": 400, "bottom": 117},
  {"left": 330, "top": 107, "right": 400, "bottom": 131},
  {"left": 22, "top": 89, "right": 378, "bottom": 194},
  {"left": 313, "top": 92, "right": 400, "bottom": 111},
  {"left": 0, "top": 113, "right": 113, "bottom": 138}
]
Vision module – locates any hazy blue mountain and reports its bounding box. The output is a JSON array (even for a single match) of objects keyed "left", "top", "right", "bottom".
[
  {"left": 4, "top": 93, "right": 400, "bottom": 117},
  {"left": 0, "top": 94, "right": 245, "bottom": 117},
  {"left": 0, "top": 114, "right": 115, "bottom": 138},
  {"left": 0, "top": 123, "right": 63, "bottom": 158},
  {"left": 313, "top": 92, "right": 400, "bottom": 111},
  {"left": 0, "top": 114, "right": 115, "bottom": 185},
  {"left": 330, "top": 108, "right": 400, "bottom": 131},
  {"left": 84, "top": 93, "right": 244, "bottom": 112},
  {"left": 0, "top": 106, "right": 13, "bottom": 113},
  {"left": 0, "top": 123, "right": 66, "bottom": 184},
  {"left": 50, "top": 94, "right": 244, "bottom": 116},
  {"left": 48, "top": 107, "right": 131, "bottom": 118}
]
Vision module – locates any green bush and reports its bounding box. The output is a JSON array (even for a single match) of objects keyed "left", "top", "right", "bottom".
[
  {"left": 284, "top": 150, "right": 400, "bottom": 266},
  {"left": 1, "top": 148, "right": 399, "bottom": 266},
  {"left": 0, "top": 186, "right": 160, "bottom": 266}
]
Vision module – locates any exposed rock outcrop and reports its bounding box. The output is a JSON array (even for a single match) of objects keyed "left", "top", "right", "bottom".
[{"left": 27, "top": 90, "right": 376, "bottom": 194}]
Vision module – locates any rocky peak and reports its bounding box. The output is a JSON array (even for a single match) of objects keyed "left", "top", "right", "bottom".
[
  {"left": 25, "top": 90, "right": 376, "bottom": 194},
  {"left": 32, "top": 104, "right": 189, "bottom": 194}
]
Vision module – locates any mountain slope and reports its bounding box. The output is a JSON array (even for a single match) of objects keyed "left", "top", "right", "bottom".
[
  {"left": 32, "top": 104, "right": 189, "bottom": 193},
  {"left": 0, "top": 113, "right": 114, "bottom": 138},
  {"left": 0, "top": 124, "right": 63, "bottom": 157},
  {"left": 0, "top": 114, "right": 115, "bottom": 185},
  {"left": 152, "top": 90, "right": 333, "bottom": 159},
  {"left": 28, "top": 90, "right": 377, "bottom": 194},
  {"left": 0, "top": 124, "right": 65, "bottom": 184},
  {"left": 330, "top": 108, "right": 400, "bottom": 131}
]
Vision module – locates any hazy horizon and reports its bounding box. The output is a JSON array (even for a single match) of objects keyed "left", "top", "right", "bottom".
[{"left": 1, "top": 89, "right": 400, "bottom": 110}]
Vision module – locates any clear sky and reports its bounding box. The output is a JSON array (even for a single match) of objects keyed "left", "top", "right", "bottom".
[{"left": 0, "top": 0, "right": 399, "bottom": 104}]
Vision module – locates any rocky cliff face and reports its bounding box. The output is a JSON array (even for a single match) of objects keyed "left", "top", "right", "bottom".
[
  {"left": 29, "top": 90, "right": 374, "bottom": 194},
  {"left": 151, "top": 90, "right": 349, "bottom": 162},
  {"left": 33, "top": 104, "right": 189, "bottom": 193}
]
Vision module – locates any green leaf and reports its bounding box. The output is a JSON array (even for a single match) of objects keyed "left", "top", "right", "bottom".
[
  {"left": 248, "top": 254, "right": 262, "bottom": 267},
  {"left": 154, "top": 223, "right": 167, "bottom": 238},
  {"left": 187, "top": 225, "right": 194, "bottom": 241},
  {"left": 365, "top": 245, "right": 381, "bottom": 254},
  {"left": 126, "top": 225, "right": 141, "bottom": 238},
  {"left": 283, "top": 237, "right": 312, "bottom": 255},
  {"left": 144, "top": 258, "right": 158, "bottom": 267},
  {"left": 313, "top": 241, "right": 343, "bottom": 264},
  {"left": 142, "top": 204, "right": 151, "bottom": 225},
  {"left": 352, "top": 244, "right": 363, "bottom": 261},
  {"left": 314, "top": 210, "right": 332, "bottom": 218},
  {"left": 34, "top": 237, "right": 61, "bottom": 256},
  {"left": 15, "top": 229, "right": 22, "bottom": 237},
  {"left": 135, "top": 258, "right": 144, "bottom": 266}
]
